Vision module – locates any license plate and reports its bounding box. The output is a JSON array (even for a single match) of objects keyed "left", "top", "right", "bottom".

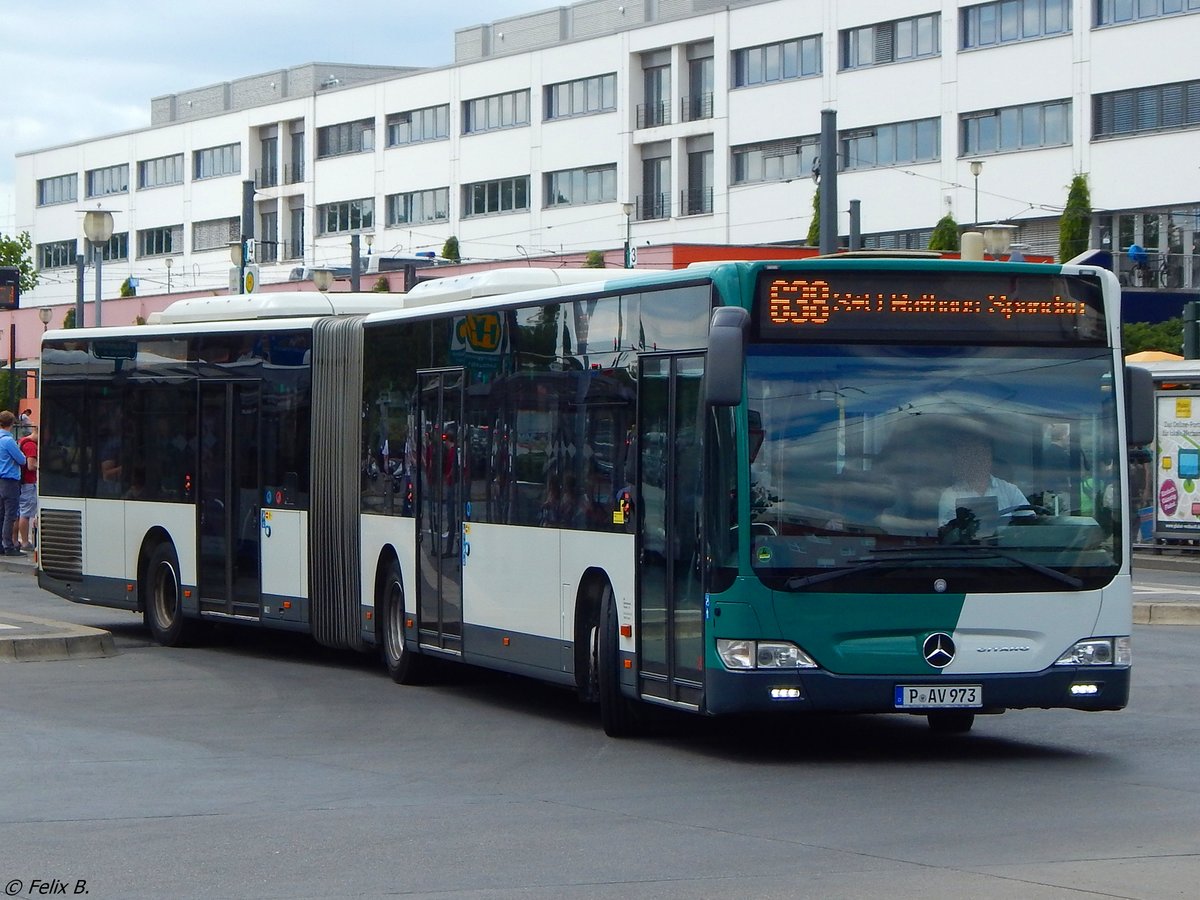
[{"left": 894, "top": 685, "right": 982, "bottom": 709}]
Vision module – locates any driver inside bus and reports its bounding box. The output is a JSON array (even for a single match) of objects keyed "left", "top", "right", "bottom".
[{"left": 938, "top": 432, "right": 1030, "bottom": 526}]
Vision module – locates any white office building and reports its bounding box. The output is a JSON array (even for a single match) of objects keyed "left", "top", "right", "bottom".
[{"left": 14, "top": 0, "right": 1200, "bottom": 308}]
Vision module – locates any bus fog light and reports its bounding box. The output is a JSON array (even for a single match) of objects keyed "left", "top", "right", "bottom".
[
  {"left": 756, "top": 641, "right": 818, "bottom": 669},
  {"left": 1070, "top": 683, "right": 1100, "bottom": 695},
  {"left": 1054, "top": 639, "right": 1114, "bottom": 666},
  {"left": 770, "top": 687, "right": 803, "bottom": 700}
]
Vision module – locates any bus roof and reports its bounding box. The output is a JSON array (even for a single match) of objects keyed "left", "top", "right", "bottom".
[
  {"left": 149, "top": 291, "right": 404, "bottom": 324},
  {"left": 401, "top": 267, "right": 654, "bottom": 307}
]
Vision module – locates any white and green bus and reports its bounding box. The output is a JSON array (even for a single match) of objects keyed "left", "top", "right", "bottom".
[{"left": 37, "top": 258, "right": 1152, "bottom": 736}]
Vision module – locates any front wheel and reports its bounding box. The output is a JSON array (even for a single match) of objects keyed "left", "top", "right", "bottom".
[
  {"left": 597, "top": 583, "right": 641, "bottom": 737},
  {"left": 143, "top": 541, "right": 189, "bottom": 646},
  {"left": 380, "top": 559, "right": 425, "bottom": 685}
]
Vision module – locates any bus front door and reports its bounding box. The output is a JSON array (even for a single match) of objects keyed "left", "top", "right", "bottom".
[
  {"left": 416, "top": 370, "right": 465, "bottom": 654},
  {"left": 198, "top": 382, "right": 262, "bottom": 619},
  {"left": 637, "top": 354, "right": 705, "bottom": 708}
]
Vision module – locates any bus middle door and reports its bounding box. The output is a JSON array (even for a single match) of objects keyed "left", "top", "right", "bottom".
[{"left": 197, "top": 381, "right": 263, "bottom": 620}]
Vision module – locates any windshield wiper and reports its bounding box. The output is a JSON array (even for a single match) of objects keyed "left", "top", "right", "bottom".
[{"left": 784, "top": 546, "right": 1083, "bottom": 590}]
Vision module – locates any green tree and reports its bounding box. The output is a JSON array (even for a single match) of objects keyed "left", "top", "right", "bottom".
[
  {"left": 583, "top": 250, "right": 605, "bottom": 268},
  {"left": 928, "top": 214, "right": 960, "bottom": 252},
  {"left": 0, "top": 231, "right": 40, "bottom": 294},
  {"left": 62, "top": 306, "right": 77, "bottom": 329},
  {"left": 806, "top": 189, "right": 820, "bottom": 246},
  {"left": 120, "top": 277, "right": 136, "bottom": 297},
  {"left": 372, "top": 275, "right": 390, "bottom": 292},
  {"left": 1124, "top": 318, "right": 1183, "bottom": 355},
  {"left": 441, "top": 235, "right": 461, "bottom": 263},
  {"left": 1060, "top": 174, "right": 1091, "bottom": 264}
]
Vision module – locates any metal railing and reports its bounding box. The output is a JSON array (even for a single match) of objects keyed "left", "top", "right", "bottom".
[
  {"left": 680, "top": 92, "right": 713, "bottom": 123},
  {"left": 636, "top": 193, "right": 671, "bottom": 221},
  {"left": 255, "top": 167, "right": 279, "bottom": 189},
  {"left": 680, "top": 187, "right": 713, "bottom": 217},
  {"left": 636, "top": 100, "right": 671, "bottom": 129},
  {"left": 284, "top": 163, "right": 305, "bottom": 185}
]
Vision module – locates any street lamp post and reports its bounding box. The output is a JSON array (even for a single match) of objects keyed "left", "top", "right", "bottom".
[
  {"left": 165, "top": 256, "right": 173, "bottom": 294},
  {"left": 38, "top": 307, "right": 52, "bottom": 331},
  {"left": 83, "top": 208, "right": 114, "bottom": 327},
  {"left": 621, "top": 202, "right": 634, "bottom": 268},
  {"left": 969, "top": 160, "right": 983, "bottom": 227},
  {"left": 312, "top": 268, "right": 334, "bottom": 293}
]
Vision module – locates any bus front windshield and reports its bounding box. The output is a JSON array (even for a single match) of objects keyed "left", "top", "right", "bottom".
[{"left": 745, "top": 344, "right": 1121, "bottom": 593}]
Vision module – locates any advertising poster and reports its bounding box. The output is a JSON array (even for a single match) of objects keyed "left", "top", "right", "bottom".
[{"left": 1154, "top": 392, "right": 1200, "bottom": 536}]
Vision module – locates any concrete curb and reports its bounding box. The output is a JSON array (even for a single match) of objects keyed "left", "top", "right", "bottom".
[{"left": 0, "top": 612, "right": 117, "bottom": 662}]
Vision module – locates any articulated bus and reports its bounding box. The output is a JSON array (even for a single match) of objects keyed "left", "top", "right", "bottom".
[{"left": 37, "top": 259, "right": 1152, "bottom": 736}]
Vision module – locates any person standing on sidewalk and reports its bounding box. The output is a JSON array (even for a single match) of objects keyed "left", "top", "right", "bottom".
[
  {"left": 15, "top": 424, "right": 38, "bottom": 551},
  {"left": 0, "top": 410, "right": 28, "bottom": 556}
]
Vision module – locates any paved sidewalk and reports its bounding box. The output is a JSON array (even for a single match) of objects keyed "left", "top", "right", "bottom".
[
  {"left": 0, "top": 552, "right": 117, "bottom": 661},
  {"left": 1, "top": 547, "right": 1196, "bottom": 663}
]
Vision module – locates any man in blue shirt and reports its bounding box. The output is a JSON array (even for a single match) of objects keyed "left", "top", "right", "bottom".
[{"left": 0, "top": 410, "right": 28, "bottom": 556}]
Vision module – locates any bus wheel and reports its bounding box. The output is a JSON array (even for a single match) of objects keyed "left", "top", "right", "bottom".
[
  {"left": 598, "top": 583, "right": 640, "bottom": 737},
  {"left": 380, "top": 559, "right": 423, "bottom": 685},
  {"left": 143, "top": 542, "right": 187, "bottom": 647},
  {"left": 927, "top": 711, "right": 975, "bottom": 734}
]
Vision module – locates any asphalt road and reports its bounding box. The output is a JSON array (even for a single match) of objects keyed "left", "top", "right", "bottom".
[{"left": 1, "top": 576, "right": 1197, "bottom": 899}]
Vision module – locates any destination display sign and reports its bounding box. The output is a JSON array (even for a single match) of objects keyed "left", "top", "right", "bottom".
[{"left": 755, "top": 269, "right": 1106, "bottom": 344}]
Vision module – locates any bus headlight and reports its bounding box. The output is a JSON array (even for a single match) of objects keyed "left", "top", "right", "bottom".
[
  {"left": 717, "top": 639, "right": 819, "bottom": 670},
  {"left": 1054, "top": 637, "right": 1130, "bottom": 667}
]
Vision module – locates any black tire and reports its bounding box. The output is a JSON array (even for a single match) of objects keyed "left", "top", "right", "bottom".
[
  {"left": 380, "top": 559, "right": 425, "bottom": 685},
  {"left": 143, "top": 542, "right": 188, "bottom": 647},
  {"left": 597, "top": 583, "right": 640, "bottom": 737},
  {"left": 927, "top": 711, "right": 975, "bottom": 734}
]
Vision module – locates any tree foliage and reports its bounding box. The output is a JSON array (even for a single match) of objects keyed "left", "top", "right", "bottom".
[
  {"left": 372, "top": 276, "right": 390, "bottom": 292},
  {"left": 441, "top": 236, "right": 461, "bottom": 263},
  {"left": 1060, "top": 174, "right": 1091, "bottom": 264},
  {"left": 806, "top": 189, "right": 820, "bottom": 246},
  {"left": 1124, "top": 318, "right": 1183, "bottom": 356},
  {"left": 583, "top": 250, "right": 605, "bottom": 268},
  {"left": 120, "top": 277, "right": 136, "bottom": 297},
  {"left": 62, "top": 306, "right": 77, "bottom": 329},
  {"left": 0, "top": 231, "right": 40, "bottom": 294},
  {"left": 928, "top": 214, "right": 960, "bottom": 252}
]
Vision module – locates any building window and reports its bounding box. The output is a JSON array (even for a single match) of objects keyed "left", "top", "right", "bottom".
[
  {"left": 318, "top": 198, "right": 374, "bottom": 234},
  {"left": 85, "top": 164, "right": 129, "bottom": 198},
  {"left": 85, "top": 232, "right": 129, "bottom": 263},
  {"left": 260, "top": 211, "right": 279, "bottom": 263},
  {"left": 192, "top": 217, "right": 239, "bottom": 252},
  {"left": 386, "top": 188, "right": 449, "bottom": 225},
  {"left": 138, "top": 225, "right": 183, "bottom": 258},
  {"left": 862, "top": 229, "right": 935, "bottom": 251},
  {"left": 463, "top": 177, "right": 530, "bottom": 216},
  {"left": 37, "top": 239, "right": 78, "bottom": 270},
  {"left": 732, "top": 35, "right": 821, "bottom": 87},
  {"left": 683, "top": 148, "right": 714, "bottom": 216},
  {"left": 639, "top": 62, "right": 671, "bottom": 128},
  {"left": 37, "top": 174, "right": 77, "bottom": 207},
  {"left": 544, "top": 165, "right": 617, "bottom": 208},
  {"left": 1094, "top": 79, "right": 1200, "bottom": 137},
  {"left": 841, "top": 14, "right": 940, "bottom": 69},
  {"left": 317, "top": 119, "right": 375, "bottom": 158},
  {"left": 962, "top": 0, "right": 1071, "bottom": 48},
  {"left": 138, "top": 154, "right": 184, "bottom": 190},
  {"left": 731, "top": 136, "right": 819, "bottom": 184},
  {"left": 386, "top": 105, "right": 450, "bottom": 146},
  {"left": 258, "top": 137, "right": 279, "bottom": 188},
  {"left": 962, "top": 100, "right": 1071, "bottom": 154},
  {"left": 639, "top": 154, "right": 671, "bottom": 220},
  {"left": 463, "top": 90, "right": 530, "bottom": 134},
  {"left": 194, "top": 144, "right": 240, "bottom": 180},
  {"left": 1095, "top": 0, "right": 1200, "bottom": 27},
  {"left": 841, "top": 118, "right": 940, "bottom": 170},
  {"left": 544, "top": 74, "right": 617, "bottom": 120}
]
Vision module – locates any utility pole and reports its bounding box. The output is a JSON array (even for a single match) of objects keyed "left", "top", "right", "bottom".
[{"left": 819, "top": 109, "right": 838, "bottom": 256}]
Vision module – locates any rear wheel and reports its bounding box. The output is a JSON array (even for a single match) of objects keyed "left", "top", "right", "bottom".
[
  {"left": 597, "top": 583, "right": 640, "bottom": 737},
  {"left": 143, "top": 542, "right": 188, "bottom": 647},
  {"left": 927, "top": 711, "right": 975, "bottom": 734},
  {"left": 380, "top": 559, "right": 425, "bottom": 685}
]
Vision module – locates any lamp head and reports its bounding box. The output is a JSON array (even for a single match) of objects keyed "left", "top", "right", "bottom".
[
  {"left": 969, "top": 160, "right": 983, "bottom": 178},
  {"left": 83, "top": 208, "right": 115, "bottom": 244},
  {"left": 311, "top": 268, "right": 335, "bottom": 292}
]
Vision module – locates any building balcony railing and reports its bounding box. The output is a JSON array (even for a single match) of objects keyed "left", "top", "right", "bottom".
[
  {"left": 680, "top": 187, "right": 713, "bottom": 217},
  {"left": 256, "top": 239, "right": 280, "bottom": 263},
  {"left": 681, "top": 92, "right": 713, "bottom": 123},
  {"left": 636, "top": 100, "right": 671, "bottom": 129},
  {"left": 636, "top": 192, "right": 671, "bottom": 222},
  {"left": 255, "top": 167, "right": 279, "bottom": 189},
  {"left": 284, "top": 163, "right": 305, "bottom": 185}
]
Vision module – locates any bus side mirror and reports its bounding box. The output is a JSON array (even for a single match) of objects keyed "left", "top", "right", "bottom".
[
  {"left": 1125, "top": 365, "right": 1154, "bottom": 447},
  {"left": 705, "top": 306, "right": 749, "bottom": 407}
]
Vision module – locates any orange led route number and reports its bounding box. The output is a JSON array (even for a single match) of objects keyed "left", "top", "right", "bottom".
[{"left": 766, "top": 277, "right": 1087, "bottom": 326}]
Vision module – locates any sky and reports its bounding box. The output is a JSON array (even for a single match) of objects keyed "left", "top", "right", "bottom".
[{"left": 0, "top": 0, "right": 543, "bottom": 233}]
